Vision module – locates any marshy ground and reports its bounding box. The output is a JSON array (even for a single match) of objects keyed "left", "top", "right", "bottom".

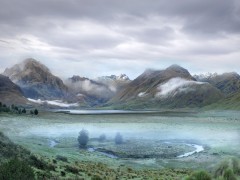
[{"left": 0, "top": 110, "right": 239, "bottom": 179}]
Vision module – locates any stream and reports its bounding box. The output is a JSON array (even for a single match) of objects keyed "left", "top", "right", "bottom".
[
  {"left": 87, "top": 143, "right": 204, "bottom": 159},
  {"left": 48, "top": 139, "right": 204, "bottom": 159}
]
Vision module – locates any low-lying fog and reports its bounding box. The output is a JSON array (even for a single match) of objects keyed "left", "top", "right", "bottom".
[{"left": 1, "top": 110, "right": 239, "bottom": 149}]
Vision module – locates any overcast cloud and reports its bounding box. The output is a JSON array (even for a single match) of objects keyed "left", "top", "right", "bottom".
[{"left": 0, "top": 0, "right": 240, "bottom": 79}]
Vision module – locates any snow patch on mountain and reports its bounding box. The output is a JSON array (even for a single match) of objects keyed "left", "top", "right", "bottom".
[
  {"left": 156, "top": 77, "right": 206, "bottom": 97},
  {"left": 99, "top": 74, "right": 130, "bottom": 81},
  {"left": 138, "top": 92, "right": 148, "bottom": 97},
  {"left": 28, "top": 98, "right": 79, "bottom": 107},
  {"left": 193, "top": 73, "right": 218, "bottom": 81}
]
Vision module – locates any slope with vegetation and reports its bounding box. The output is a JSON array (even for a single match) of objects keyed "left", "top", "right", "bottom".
[
  {"left": 109, "top": 65, "right": 223, "bottom": 109},
  {"left": 0, "top": 74, "right": 27, "bottom": 105}
]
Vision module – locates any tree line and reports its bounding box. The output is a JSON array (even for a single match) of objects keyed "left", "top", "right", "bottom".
[
  {"left": 78, "top": 129, "right": 123, "bottom": 148},
  {"left": 0, "top": 102, "right": 38, "bottom": 115}
]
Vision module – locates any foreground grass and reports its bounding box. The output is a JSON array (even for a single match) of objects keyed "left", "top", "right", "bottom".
[
  {"left": 0, "top": 131, "right": 192, "bottom": 179},
  {"left": 1, "top": 110, "right": 240, "bottom": 179},
  {"left": 1, "top": 130, "right": 240, "bottom": 179}
]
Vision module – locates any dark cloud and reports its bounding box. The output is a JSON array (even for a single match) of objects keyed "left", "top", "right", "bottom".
[
  {"left": 1, "top": 0, "right": 239, "bottom": 34},
  {"left": 0, "top": 0, "right": 239, "bottom": 78}
]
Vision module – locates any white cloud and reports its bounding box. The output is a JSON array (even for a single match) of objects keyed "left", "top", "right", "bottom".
[
  {"left": 27, "top": 98, "right": 79, "bottom": 107},
  {"left": 156, "top": 77, "right": 206, "bottom": 98},
  {"left": 0, "top": 0, "right": 240, "bottom": 79}
]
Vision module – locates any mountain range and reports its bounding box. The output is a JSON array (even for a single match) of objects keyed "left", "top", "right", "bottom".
[{"left": 1, "top": 58, "right": 240, "bottom": 110}]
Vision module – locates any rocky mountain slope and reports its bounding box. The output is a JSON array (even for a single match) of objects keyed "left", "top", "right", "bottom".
[
  {"left": 97, "top": 74, "right": 131, "bottom": 92},
  {"left": 0, "top": 74, "right": 27, "bottom": 105},
  {"left": 109, "top": 65, "right": 223, "bottom": 109},
  {"left": 65, "top": 74, "right": 131, "bottom": 106},
  {"left": 1, "top": 59, "right": 235, "bottom": 109},
  {"left": 195, "top": 72, "right": 240, "bottom": 95},
  {"left": 3, "top": 59, "right": 72, "bottom": 101},
  {"left": 65, "top": 75, "right": 114, "bottom": 105}
]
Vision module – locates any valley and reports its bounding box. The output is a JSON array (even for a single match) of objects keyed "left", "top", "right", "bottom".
[
  {"left": 0, "top": 110, "right": 239, "bottom": 179},
  {"left": 1, "top": 59, "right": 240, "bottom": 179}
]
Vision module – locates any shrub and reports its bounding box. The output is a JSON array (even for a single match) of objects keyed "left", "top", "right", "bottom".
[
  {"left": 223, "top": 169, "right": 237, "bottom": 180},
  {"left": 34, "top": 109, "right": 38, "bottom": 115},
  {"left": 29, "top": 155, "right": 48, "bottom": 170},
  {"left": 92, "top": 174, "right": 103, "bottom": 180},
  {"left": 232, "top": 158, "right": 240, "bottom": 175},
  {"left": 30, "top": 110, "right": 34, "bottom": 115},
  {"left": 0, "top": 158, "right": 35, "bottom": 180},
  {"left": 78, "top": 129, "right": 89, "bottom": 147},
  {"left": 65, "top": 165, "right": 79, "bottom": 174},
  {"left": 214, "top": 158, "right": 240, "bottom": 179},
  {"left": 61, "top": 171, "right": 66, "bottom": 177},
  {"left": 22, "top": 108, "right": 27, "bottom": 114},
  {"left": 115, "top": 132, "right": 123, "bottom": 145},
  {"left": 99, "top": 134, "right": 106, "bottom": 142},
  {"left": 185, "top": 170, "right": 211, "bottom": 180},
  {"left": 56, "top": 155, "right": 68, "bottom": 162}
]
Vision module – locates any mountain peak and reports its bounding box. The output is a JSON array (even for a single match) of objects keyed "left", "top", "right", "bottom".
[
  {"left": 3, "top": 58, "right": 50, "bottom": 79},
  {"left": 22, "top": 58, "right": 50, "bottom": 73},
  {"left": 98, "top": 74, "right": 130, "bottom": 81},
  {"left": 69, "top": 75, "right": 89, "bottom": 83},
  {"left": 3, "top": 59, "right": 68, "bottom": 99},
  {"left": 166, "top": 64, "right": 187, "bottom": 72}
]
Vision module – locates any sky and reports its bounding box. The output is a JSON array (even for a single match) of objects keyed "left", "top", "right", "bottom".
[{"left": 0, "top": 0, "right": 240, "bottom": 79}]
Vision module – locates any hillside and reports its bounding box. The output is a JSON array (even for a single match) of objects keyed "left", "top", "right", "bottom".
[
  {"left": 195, "top": 72, "right": 240, "bottom": 95},
  {"left": 3, "top": 58, "right": 71, "bottom": 100},
  {"left": 0, "top": 74, "right": 27, "bottom": 105},
  {"left": 109, "top": 65, "right": 223, "bottom": 109},
  {"left": 65, "top": 75, "right": 114, "bottom": 105},
  {"left": 205, "top": 91, "right": 240, "bottom": 110}
]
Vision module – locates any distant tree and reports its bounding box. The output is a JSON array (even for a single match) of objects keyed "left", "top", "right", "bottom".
[
  {"left": 5, "top": 107, "right": 10, "bottom": 113},
  {"left": 99, "top": 133, "right": 106, "bottom": 142},
  {"left": 115, "top": 132, "right": 123, "bottom": 145},
  {"left": 14, "top": 106, "right": 18, "bottom": 111},
  {"left": 22, "top": 108, "right": 26, "bottom": 114},
  {"left": 30, "top": 110, "right": 34, "bottom": 115},
  {"left": 34, "top": 109, "right": 38, "bottom": 115},
  {"left": 78, "top": 129, "right": 89, "bottom": 147},
  {"left": 18, "top": 109, "right": 22, "bottom": 114},
  {"left": 0, "top": 102, "right": 2, "bottom": 107}
]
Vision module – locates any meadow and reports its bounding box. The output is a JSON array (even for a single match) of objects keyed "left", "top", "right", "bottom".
[{"left": 0, "top": 110, "right": 240, "bottom": 179}]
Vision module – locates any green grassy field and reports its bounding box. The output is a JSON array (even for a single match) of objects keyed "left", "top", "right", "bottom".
[{"left": 0, "top": 110, "right": 240, "bottom": 179}]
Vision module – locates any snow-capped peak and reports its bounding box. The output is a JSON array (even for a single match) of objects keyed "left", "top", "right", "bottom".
[
  {"left": 193, "top": 72, "right": 218, "bottom": 81},
  {"left": 98, "top": 74, "right": 130, "bottom": 81}
]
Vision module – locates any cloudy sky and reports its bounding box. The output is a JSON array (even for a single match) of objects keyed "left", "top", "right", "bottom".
[{"left": 0, "top": 0, "right": 240, "bottom": 79}]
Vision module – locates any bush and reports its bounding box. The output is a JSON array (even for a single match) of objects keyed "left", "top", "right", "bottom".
[
  {"left": 34, "top": 109, "right": 38, "bottom": 115},
  {"left": 99, "top": 134, "right": 106, "bottom": 142},
  {"left": 115, "top": 132, "right": 123, "bottom": 145},
  {"left": 56, "top": 155, "right": 68, "bottom": 162},
  {"left": 223, "top": 169, "right": 237, "bottom": 180},
  {"left": 0, "top": 158, "right": 35, "bottom": 180},
  {"left": 61, "top": 171, "right": 66, "bottom": 177},
  {"left": 29, "top": 155, "right": 48, "bottom": 170},
  {"left": 65, "top": 165, "right": 79, "bottom": 174},
  {"left": 214, "top": 158, "right": 240, "bottom": 179},
  {"left": 185, "top": 170, "right": 211, "bottom": 180},
  {"left": 78, "top": 129, "right": 89, "bottom": 147},
  {"left": 92, "top": 174, "right": 103, "bottom": 180},
  {"left": 22, "top": 108, "right": 27, "bottom": 114}
]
